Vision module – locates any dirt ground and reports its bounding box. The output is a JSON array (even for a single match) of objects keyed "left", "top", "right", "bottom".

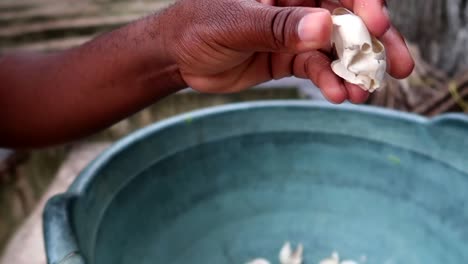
[
  {"left": 0, "top": 0, "right": 173, "bottom": 52},
  {"left": 0, "top": 143, "right": 111, "bottom": 264}
]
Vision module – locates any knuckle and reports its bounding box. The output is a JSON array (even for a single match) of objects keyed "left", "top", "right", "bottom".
[
  {"left": 268, "top": 8, "right": 296, "bottom": 49},
  {"left": 306, "top": 52, "right": 330, "bottom": 81}
]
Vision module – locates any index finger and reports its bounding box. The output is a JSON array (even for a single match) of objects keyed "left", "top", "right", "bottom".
[
  {"left": 339, "top": 0, "right": 390, "bottom": 37},
  {"left": 339, "top": 0, "right": 414, "bottom": 78}
]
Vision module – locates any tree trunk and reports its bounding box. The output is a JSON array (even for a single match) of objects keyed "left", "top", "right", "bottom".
[{"left": 388, "top": 0, "right": 468, "bottom": 75}]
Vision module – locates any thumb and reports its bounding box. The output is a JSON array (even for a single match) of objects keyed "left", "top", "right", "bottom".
[{"left": 230, "top": 5, "right": 332, "bottom": 52}]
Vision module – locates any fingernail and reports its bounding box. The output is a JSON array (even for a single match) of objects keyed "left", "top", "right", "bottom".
[{"left": 298, "top": 11, "right": 331, "bottom": 44}]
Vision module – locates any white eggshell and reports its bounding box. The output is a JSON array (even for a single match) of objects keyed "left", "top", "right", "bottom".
[
  {"left": 331, "top": 8, "right": 387, "bottom": 92},
  {"left": 246, "top": 258, "right": 271, "bottom": 264},
  {"left": 279, "top": 242, "right": 303, "bottom": 264}
]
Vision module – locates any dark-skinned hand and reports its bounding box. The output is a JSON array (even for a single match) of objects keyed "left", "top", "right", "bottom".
[
  {"left": 162, "top": 0, "right": 414, "bottom": 103},
  {"left": 0, "top": 0, "right": 414, "bottom": 147}
]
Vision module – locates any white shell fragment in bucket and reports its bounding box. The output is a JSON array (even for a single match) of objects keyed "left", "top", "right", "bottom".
[
  {"left": 319, "top": 252, "right": 359, "bottom": 264},
  {"left": 246, "top": 259, "right": 271, "bottom": 264},
  {"left": 279, "top": 242, "right": 303, "bottom": 264},
  {"left": 331, "top": 8, "right": 387, "bottom": 93},
  {"left": 246, "top": 243, "right": 360, "bottom": 264},
  {"left": 245, "top": 242, "right": 303, "bottom": 264}
]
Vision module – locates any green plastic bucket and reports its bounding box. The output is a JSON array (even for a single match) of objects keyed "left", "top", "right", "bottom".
[{"left": 43, "top": 101, "right": 468, "bottom": 264}]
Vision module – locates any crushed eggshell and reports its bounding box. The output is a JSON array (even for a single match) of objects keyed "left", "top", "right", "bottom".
[
  {"left": 319, "top": 251, "right": 340, "bottom": 264},
  {"left": 341, "top": 261, "right": 359, "bottom": 264},
  {"left": 247, "top": 243, "right": 361, "bottom": 264},
  {"left": 246, "top": 259, "right": 271, "bottom": 264},
  {"left": 279, "top": 242, "right": 303, "bottom": 264},
  {"left": 319, "top": 251, "right": 360, "bottom": 264},
  {"left": 331, "top": 7, "right": 387, "bottom": 92}
]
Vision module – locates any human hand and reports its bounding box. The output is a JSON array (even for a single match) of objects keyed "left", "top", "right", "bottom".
[{"left": 162, "top": 0, "right": 414, "bottom": 104}]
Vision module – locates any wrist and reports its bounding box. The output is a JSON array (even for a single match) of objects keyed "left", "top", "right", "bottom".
[
  {"left": 128, "top": 9, "right": 187, "bottom": 92},
  {"left": 147, "top": 5, "right": 187, "bottom": 90}
]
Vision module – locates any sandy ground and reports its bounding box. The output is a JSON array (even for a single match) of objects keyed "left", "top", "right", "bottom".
[{"left": 0, "top": 143, "right": 110, "bottom": 264}]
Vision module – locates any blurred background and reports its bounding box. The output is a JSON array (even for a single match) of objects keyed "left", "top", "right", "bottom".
[{"left": 0, "top": 0, "right": 467, "bottom": 262}]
